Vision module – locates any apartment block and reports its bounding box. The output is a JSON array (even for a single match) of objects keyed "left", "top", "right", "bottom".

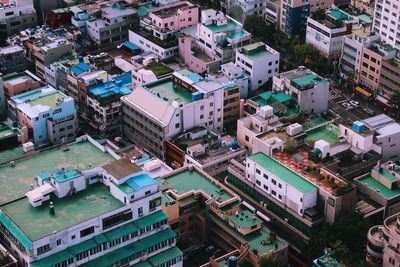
[
  {"left": 8, "top": 86, "right": 78, "bottom": 144},
  {"left": 306, "top": 7, "right": 359, "bottom": 59},
  {"left": 373, "top": 0, "right": 400, "bottom": 50},
  {"left": 273, "top": 66, "right": 329, "bottom": 114},
  {"left": 279, "top": 0, "right": 310, "bottom": 36},
  {"left": 359, "top": 42, "right": 396, "bottom": 95},
  {"left": 235, "top": 42, "right": 279, "bottom": 91},
  {"left": 379, "top": 58, "right": 400, "bottom": 100},
  {"left": 86, "top": 3, "right": 139, "bottom": 47},
  {"left": 0, "top": 45, "right": 27, "bottom": 75},
  {"left": 366, "top": 213, "right": 400, "bottom": 265},
  {"left": 229, "top": 0, "right": 266, "bottom": 22},
  {"left": 265, "top": 0, "right": 280, "bottom": 25},
  {"left": 0, "top": 0, "right": 37, "bottom": 44},
  {"left": 148, "top": 1, "right": 200, "bottom": 31},
  {"left": 122, "top": 69, "right": 224, "bottom": 160},
  {"left": 86, "top": 72, "right": 132, "bottom": 135},
  {"left": 0, "top": 148, "right": 182, "bottom": 267}
]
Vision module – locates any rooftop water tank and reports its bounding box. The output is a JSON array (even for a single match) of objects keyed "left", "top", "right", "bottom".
[
  {"left": 352, "top": 121, "right": 365, "bottom": 133},
  {"left": 228, "top": 256, "right": 237, "bottom": 267},
  {"left": 231, "top": 139, "right": 239, "bottom": 150}
]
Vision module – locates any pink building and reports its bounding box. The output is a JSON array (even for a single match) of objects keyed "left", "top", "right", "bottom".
[
  {"left": 178, "top": 35, "right": 220, "bottom": 73},
  {"left": 149, "top": 1, "right": 200, "bottom": 31},
  {"left": 3, "top": 71, "right": 41, "bottom": 98}
]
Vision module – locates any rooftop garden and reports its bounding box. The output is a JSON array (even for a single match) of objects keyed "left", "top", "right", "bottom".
[
  {"left": 136, "top": 27, "right": 178, "bottom": 48},
  {"left": 144, "top": 61, "right": 173, "bottom": 77}
]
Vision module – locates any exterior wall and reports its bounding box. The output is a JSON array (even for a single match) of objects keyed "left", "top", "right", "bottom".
[
  {"left": 34, "top": 43, "right": 73, "bottom": 80},
  {"left": 230, "top": 0, "right": 265, "bottom": 21},
  {"left": 149, "top": 1, "right": 200, "bottom": 31},
  {"left": 235, "top": 45, "right": 280, "bottom": 91},
  {"left": 351, "top": 0, "right": 374, "bottom": 15},
  {"left": 373, "top": 0, "right": 400, "bottom": 51},
  {"left": 246, "top": 157, "right": 318, "bottom": 216},
  {"left": 265, "top": 0, "right": 280, "bottom": 25},
  {"left": 0, "top": 78, "right": 4, "bottom": 120},
  {"left": 3, "top": 76, "right": 41, "bottom": 98},
  {"left": 46, "top": 114, "right": 78, "bottom": 144},
  {"left": 338, "top": 124, "right": 373, "bottom": 152},
  {"left": 223, "top": 86, "right": 240, "bottom": 130},
  {"left": 280, "top": 0, "right": 309, "bottom": 36},
  {"left": 128, "top": 30, "right": 178, "bottom": 59},
  {"left": 309, "top": 0, "right": 334, "bottom": 12},
  {"left": 359, "top": 47, "right": 383, "bottom": 94},
  {"left": 379, "top": 60, "right": 400, "bottom": 100},
  {"left": 375, "top": 131, "right": 400, "bottom": 162},
  {"left": 0, "top": 46, "right": 27, "bottom": 75}
]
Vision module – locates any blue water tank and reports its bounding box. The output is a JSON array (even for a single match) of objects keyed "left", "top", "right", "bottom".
[
  {"left": 231, "top": 139, "right": 239, "bottom": 150},
  {"left": 228, "top": 256, "right": 237, "bottom": 267},
  {"left": 352, "top": 121, "right": 365, "bottom": 133},
  {"left": 191, "top": 91, "right": 203, "bottom": 102}
]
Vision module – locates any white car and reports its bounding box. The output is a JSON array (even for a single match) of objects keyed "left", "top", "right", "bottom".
[{"left": 341, "top": 102, "right": 354, "bottom": 110}]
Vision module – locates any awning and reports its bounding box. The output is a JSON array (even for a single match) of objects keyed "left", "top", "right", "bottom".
[{"left": 355, "top": 86, "right": 372, "bottom": 97}]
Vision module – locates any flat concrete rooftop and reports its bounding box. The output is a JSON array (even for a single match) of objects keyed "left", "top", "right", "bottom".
[{"left": 0, "top": 141, "right": 114, "bottom": 204}]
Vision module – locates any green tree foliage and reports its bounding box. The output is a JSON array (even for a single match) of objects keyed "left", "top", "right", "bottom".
[
  {"left": 306, "top": 210, "right": 373, "bottom": 265},
  {"left": 244, "top": 15, "right": 276, "bottom": 45},
  {"left": 388, "top": 90, "right": 400, "bottom": 118}
]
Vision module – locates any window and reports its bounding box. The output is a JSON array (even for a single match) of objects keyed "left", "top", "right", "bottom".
[
  {"left": 256, "top": 180, "right": 261, "bottom": 186},
  {"left": 53, "top": 108, "right": 62, "bottom": 114},
  {"left": 56, "top": 239, "right": 61, "bottom": 246},
  {"left": 200, "top": 114, "right": 204, "bottom": 119},
  {"left": 200, "top": 105, "right": 204, "bottom": 110},
  {"left": 80, "top": 226, "right": 95, "bottom": 238},
  {"left": 71, "top": 235, "right": 75, "bottom": 240},
  {"left": 138, "top": 207, "right": 143, "bottom": 217},
  {"left": 272, "top": 179, "right": 276, "bottom": 185},
  {"left": 175, "top": 123, "right": 180, "bottom": 128},
  {"left": 278, "top": 183, "right": 282, "bottom": 189},
  {"left": 102, "top": 210, "right": 133, "bottom": 230},
  {"left": 278, "top": 194, "right": 282, "bottom": 200},
  {"left": 256, "top": 169, "right": 261, "bottom": 174},
  {"left": 263, "top": 184, "right": 268, "bottom": 191},
  {"left": 271, "top": 190, "right": 276, "bottom": 196},
  {"left": 37, "top": 244, "right": 50, "bottom": 255},
  {"left": 149, "top": 197, "right": 161, "bottom": 211},
  {"left": 245, "top": 135, "right": 249, "bottom": 142},
  {"left": 263, "top": 174, "right": 268, "bottom": 180}
]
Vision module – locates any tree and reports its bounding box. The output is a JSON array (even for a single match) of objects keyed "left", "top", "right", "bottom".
[
  {"left": 259, "top": 253, "right": 284, "bottom": 267},
  {"left": 388, "top": 90, "right": 400, "bottom": 118},
  {"left": 305, "top": 210, "right": 373, "bottom": 264},
  {"left": 244, "top": 15, "right": 275, "bottom": 45}
]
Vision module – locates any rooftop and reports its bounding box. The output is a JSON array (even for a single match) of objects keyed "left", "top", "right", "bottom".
[
  {"left": 151, "top": 2, "right": 190, "bottom": 19},
  {"left": 305, "top": 124, "right": 339, "bottom": 145},
  {"left": 229, "top": 210, "right": 262, "bottom": 229},
  {"left": 314, "top": 254, "right": 343, "bottom": 267},
  {"left": 249, "top": 153, "right": 317, "bottom": 193},
  {"left": 144, "top": 62, "right": 173, "bottom": 77},
  {"left": 0, "top": 126, "right": 21, "bottom": 140},
  {"left": 102, "top": 158, "right": 142, "bottom": 180},
  {"left": 161, "top": 168, "right": 234, "bottom": 203},
  {"left": 239, "top": 42, "right": 273, "bottom": 60},
  {"left": 136, "top": 2, "right": 157, "bottom": 17},
  {"left": 0, "top": 183, "right": 124, "bottom": 241},
  {"left": 89, "top": 73, "right": 132, "bottom": 99},
  {"left": 0, "top": 140, "right": 114, "bottom": 204},
  {"left": 144, "top": 79, "right": 193, "bottom": 104},
  {"left": 358, "top": 175, "right": 400, "bottom": 200},
  {"left": 206, "top": 21, "right": 238, "bottom": 32},
  {"left": 3, "top": 73, "right": 36, "bottom": 86},
  {"left": 291, "top": 73, "right": 328, "bottom": 90}
]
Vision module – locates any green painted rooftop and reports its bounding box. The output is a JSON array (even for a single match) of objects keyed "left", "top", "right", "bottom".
[
  {"left": 0, "top": 140, "right": 114, "bottom": 204},
  {"left": 149, "top": 246, "right": 183, "bottom": 266},
  {"left": 0, "top": 127, "right": 21, "bottom": 139},
  {"left": 377, "top": 168, "right": 398, "bottom": 182},
  {"left": 314, "top": 254, "right": 343, "bottom": 267},
  {"left": 0, "top": 146, "right": 24, "bottom": 164},
  {"left": 250, "top": 91, "right": 292, "bottom": 107},
  {"left": 137, "top": 2, "right": 157, "bottom": 16},
  {"left": 0, "top": 183, "right": 124, "bottom": 241},
  {"left": 328, "top": 9, "right": 352, "bottom": 21},
  {"left": 3, "top": 74, "right": 33, "bottom": 84},
  {"left": 205, "top": 21, "right": 237, "bottom": 32},
  {"left": 306, "top": 125, "right": 339, "bottom": 145},
  {"left": 358, "top": 175, "right": 400, "bottom": 200},
  {"left": 28, "top": 92, "right": 66, "bottom": 109},
  {"left": 291, "top": 73, "right": 328, "bottom": 89},
  {"left": 161, "top": 169, "right": 234, "bottom": 202},
  {"left": 145, "top": 79, "right": 193, "bottom": 104},
  {"left": 240, "top": 42, "right": 272, "bottom": 60},
  {"left": 53, "top": 169, "right": 82, "bottom": 183},
  {"left": 227, "top": 30, "right": 247, "bottom": 40},
  {"left": 249, "top": 153, "right": 317, "bottom": 193},
  {"left": 229, "top": 210, "right": 262, "bottom": 228}
]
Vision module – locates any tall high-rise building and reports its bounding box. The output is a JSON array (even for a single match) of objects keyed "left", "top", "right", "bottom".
[{"left": 373, "top": 0, "right": 400, "bottom": 50}]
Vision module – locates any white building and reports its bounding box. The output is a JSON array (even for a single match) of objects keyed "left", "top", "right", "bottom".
[
  {"left": 0, "top": 156, "right": 183, "bottom": 267},
  {"left": 229, "top": 0, "right": 266, "bottom": 22},
  {"left": 122, "top": 69, "right": 224, "bottom": 160},
  {"left": 265, "top": 0, "right": 280, "bottom": 25},
  {"left": 340, "top": 27, "right": 379, "bottom": 82},
  {"left": 235, "top": 42, "right": 280, "bottom": 91},
  {"left": 373, "top": 0, "right": 400, "bottom": 51},
  {"left": 273, "top": 66, "right": 329, "bottom": 114},
  {"left": 306, "top": 7, "right": 360, "bottom": 59},
  {"left": 246, "top": 152, "right": 318, "bottom": 216}
]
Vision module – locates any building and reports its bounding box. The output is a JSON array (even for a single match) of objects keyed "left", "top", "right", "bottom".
[
  {"left": 197, "top": 9, "right": 251, "bottom": 63},
  {"left": 86, "top": 72, "right": 132, "bottom": 135},
  {"left": 273, "top": 66, "right": 329, "bottom": 114},
  {"left": 373, "top": 0, "right": 400, "bottom": 51},
  {"left": 340, "top": 27, "right": 379, "bottom": 83},
  {"left": 279, "top": 0, "right": 309, "bottom": 36},
  {"left": 0, "top": 78, "right": 4, "bottom": 120},
  {"left": 306, "top": 7, "right": 359, "bottom": 59},
  {"left": 86, "top": 2, "right": 139, "bottom": 48},
  {"left": 148, "top": 1, "right": 200, "bottom": 31},
  {"left": 378, "top": 58, "right": 400, "bottom": 101},
  {"left": 2, "top": 71, "right": 41, "bottom": 98},
  {"left": 131, "top": 56, "right": 173, "bottom": 88},
  {"left": 355, "top": 163, "right": 400, "bottom": 219},
  {"left": 0, "top": 122, "right": 28, "bottom": 151},
  {"left": 8, "top": 86, "right": 78, "bottom": 145},
  {"left": 366, "top": 213, "right": 400, "bottom": 265},
  {"left": 159, "top": 166, "right": 289, "bottom": 266},
  {"left": 45, "top": 7, "right": 72, "bottom": 29},
  {"left": 265, "top": 0, "right": 280, "bottom": 25},
  {"left": 122, "top": 69, "right": 224, "bottom": 160},
  {"left": 0, "top": 45, "right": 27, "bottom": 75},
  {"left": 351, "top": 0, "right": 374, "bottom": 15},
  {"left": 165, "top": 126, "right": 246, "bottom": 177},
  {"left": 228, "top": 0, "right": 266, "bottom": 22},
  {"left": 359, "top": 42, "right": 396, "bottom": 95},
  {"left": 0, "top": 0, "right": 37, "bottom": 45},
  {"left": 235, "top": 42, "right": 279, "bottom": 91},
  {"left": 70, "top": 6, "right": 90, "bottom": 33},
  {"left": 0, "top": 145, "right": 183, "bottom": 266},
  {"left": 313, "top": 254, "right": 343, "bottom": 267}
]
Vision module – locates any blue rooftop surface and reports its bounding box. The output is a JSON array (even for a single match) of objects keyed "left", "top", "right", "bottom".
[
  {"left": 70, "top": 62, "right": 90, "bottom": 76},
  {"left": 89, "top": 73, "right": 132, "bottom": 98},
  {"left": 126, "top": 174, "right": 156, "bottom": 191},
  {"left": 176, "top": 69, "right": 203, "bottom": 83},
  {"left": 121, "top": 41, "right": 141, "bottom": 51}
]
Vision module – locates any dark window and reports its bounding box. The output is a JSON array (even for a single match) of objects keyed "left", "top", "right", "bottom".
[
  {"left": 80, "top": 226, "right": 95, "bottom": 238},
  {"left": 102, "top": 210, "right": 132, "bottom": 230}
]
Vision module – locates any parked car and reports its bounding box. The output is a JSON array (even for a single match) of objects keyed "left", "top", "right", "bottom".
[
  {"left": 349, "top": 100, "right": 360, "bottom": 108},
  {"left": 342, "top": 102, "right": 354, "bottom": 110}
]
